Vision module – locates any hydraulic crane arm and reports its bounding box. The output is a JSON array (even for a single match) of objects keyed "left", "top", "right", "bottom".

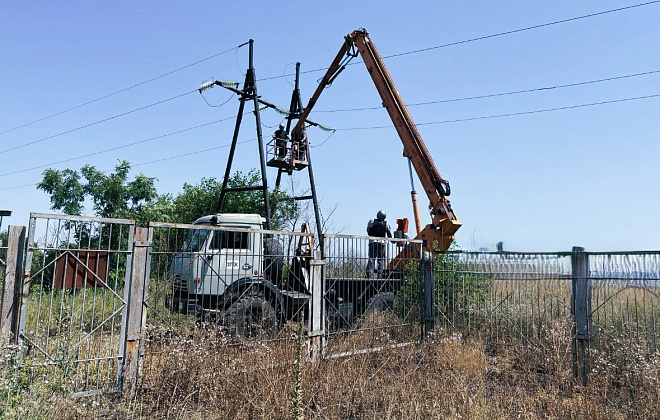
[{"left": 297, "top": 29, "right": 461, "bottom": 251}]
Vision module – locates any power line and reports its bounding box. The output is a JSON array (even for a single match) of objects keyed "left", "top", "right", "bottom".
[
  {"left": 334, "top": 93, "right": 660, "bottom": 131},
  {"left": 0, "top": 139, "right": 259, "bottom": 191},
  {"left": 0, "top": 89, "right": 197, "bottom": 155},
  {"left": 313, "top": 69, "right": 660, "bottom": 113},
  {"left": 0, "top": 44, "right": 246, "bottom": 136},
  {"left": 3, "top": 90, "right": 656, "bottom": 179},
  {"left": 133, "top": 139, "right": 256, "bottom": 168},
  {"left": 258, "top": 1, "right": 660, "bottom": 82},
  {"left": 0, "top": 115, "right": 239, "bottom": 177},
  {"left": 0, "top": 183, "right": 37, "bottom": 192},
  {"left": 0, "top": 96, "right": 294, "bottom": 177},
  {"left": 3, "top": 91, "right": 657, "bottom": 190},
  {"left": 384, "top": 1, "right": 660, "bottom": 59}
]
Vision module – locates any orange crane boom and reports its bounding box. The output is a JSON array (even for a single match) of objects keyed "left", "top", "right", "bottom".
[{"left": 295, "top": 29, "right": 461, "bottom": 251}]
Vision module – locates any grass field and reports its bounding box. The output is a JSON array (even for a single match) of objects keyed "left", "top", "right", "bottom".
[
  {"left": 3, "top": 323, "right": 660, "bottom": 419},
  {"left": 3, "top": 251, "right": 660, "bottom": 418}
]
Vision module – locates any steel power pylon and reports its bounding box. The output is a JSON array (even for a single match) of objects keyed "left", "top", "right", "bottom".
[
  {"left": 270, "top": 63, "right": 324, "bottom": 255},
  {"left": 204, "top": 45, "right": 324, "bottom": 252},
  {"left": 215, "top": 39, "right": 273, "bottom": 230}
]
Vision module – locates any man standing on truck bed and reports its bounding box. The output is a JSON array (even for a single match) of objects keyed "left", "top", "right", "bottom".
[{"left": 366, "top": 210, "right": 392, "bottom": 278}]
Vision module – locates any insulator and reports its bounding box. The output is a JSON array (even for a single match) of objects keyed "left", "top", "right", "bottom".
[
  {"left": 198, "top": 80, "right": 215, "bottom": 92},
  {"left": 219, "top": 80, "right": 239, "bottom": 89}
]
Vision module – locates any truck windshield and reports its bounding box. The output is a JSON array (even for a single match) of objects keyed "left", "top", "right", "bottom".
[{"left": 181, "top": 229, "right": 210, "bottom": 252}]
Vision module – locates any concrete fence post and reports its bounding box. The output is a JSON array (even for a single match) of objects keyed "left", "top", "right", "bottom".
[
  {"left": 0, "top": 226, "right": 26, "bottom": 344},
  {"left": 121, "top": 226, "right": 151, "bottom": 397},
  {"left": 422, "top": 251, "right": 434, "bottom": 339},
  {"left": 570, "top": 246, "right": 591, "bottom": 386},
  {"left": 308, "top": 250, "right": 325, "bottom": 361}
]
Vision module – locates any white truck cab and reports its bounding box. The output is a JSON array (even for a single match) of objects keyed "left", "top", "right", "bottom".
[{"left": 169, "top": 213, "right": 271, "bottom": 313}]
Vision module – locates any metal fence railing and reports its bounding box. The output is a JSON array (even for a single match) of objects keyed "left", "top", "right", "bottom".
[
  {"left": 588, "top": 252, "right": 660, "bottom": 374},
  {"left": 3, "top": 212, "right": 660, "bottom": 395},
  {"left": 146, "top": 221, "right": 315, "bottom": 334},
  {"left": 432, "top": 251, "right": 573, "bottom": 349},
  {"left": 140, "top": 222, "right": 317, "bottom": 386},
  {"left": 17, "top": 213, "right": 135, "bottom": 394},
  {"left": 0, "top": 239, "right": 7, "bottom": 288},
  {"left": 323, "top": 234, "right": 423, "bottom": 355},
  {"left": 431, "top": 250, "right": 660, "bottom": 384}
]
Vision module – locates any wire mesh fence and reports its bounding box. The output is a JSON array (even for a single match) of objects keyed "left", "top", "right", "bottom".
[
  {"left": 431, "top": 250, "right": 660, "bottom": 384},
  {"left": 3, "top": 212, "right": 660, "bottom": 396},
  {"left": 588, "top": 252, "right": 660, "bottom": 377},
  {"left": 432, "top": 251, "right": 573, "bottom": 350},
  {"left": 0, "top": 237, "right": 7, "bottom": 286},
  {"left": 142, "top": 221, "right": 315, "bottom": 364},
  {"left": 322, "top": 234, "right": 423, "bottom": 355},
  {"left": 18, "top": 213, "right": 135, "bottom": 394}
]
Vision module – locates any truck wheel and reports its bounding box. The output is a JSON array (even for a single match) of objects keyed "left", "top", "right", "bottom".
[
  {"left": 227, "top": 297, "right": 278, "bottom": 339},
  {"left": 264, "top": 237, "right": 284, "bottom": 284}
]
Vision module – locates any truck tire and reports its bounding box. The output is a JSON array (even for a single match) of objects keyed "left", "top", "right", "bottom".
[
  {"left": 227, "top": 297, "right": 278, "bottom": 339},
  {"left": 264, "top": 237, "right": 284, "bottom": 284}
]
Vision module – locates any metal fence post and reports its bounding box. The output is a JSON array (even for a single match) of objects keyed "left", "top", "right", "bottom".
[
  {"left": 571, "top": 246, "right": 591, "bottom": 385},
  {"left": 422, "top": 251, "right": 434, "bottom": 339},
  {"left": 1, "top": 226, "right": 26, "bottom": 344},
  {"left": 308, "top": 250, "right": 325, "bottom": 361},
  {"left": 122, "top": 226, "right": 151, "bottom": 397}
]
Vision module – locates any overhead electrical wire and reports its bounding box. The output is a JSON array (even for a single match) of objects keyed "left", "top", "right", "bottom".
[
  {"left": 383, "top": 1, "right": 660, "bottom": 59},
  {"left": 0, "top": 44, "right": 246, "bottom": 136},
  {"left": 1, "top": 91, "right": 657, "bottom": 191},
  {"left": 334, "top": 93, "right": 660, "bottom": 131},
  {"left": 0, "top": 183, "right": 37, "bottom": 192},
  {"left": 0, "top": 139, "right": 259, "bottom": 191},
  {"left": 2, "top": 1, "right": 654, "bottom": 158},
  {"left": 310, "top": 129, "right": 337, "bottom": 148},
  {"left": 257, "top": 1, "right": 660, "bottom": 82},
  {"left": 200, "top": 91, "right": 236, "bottom": 107},
  {"left": 1, "top": 89, "right": 658, "bottom": 182},
  {"left": 0, "top": 100, "right": 293, "bottom": 178},
  {"left": 0, "top": 89, "right": 198, "bottom": 155},
  {"left": 133, "top": 139, "right": 256, "bottom": 168},
  {"left": 0, "top": 115, "right": 239, "bottom": 178},
  {"left": 313, "top": 69, "right": 660, "bottom": 113}
]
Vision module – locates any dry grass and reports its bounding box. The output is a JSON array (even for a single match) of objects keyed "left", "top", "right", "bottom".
[
  {"left": 5, "top": 321, "right": 659, "bottom": 420},
  {"left": 6, "top": 275, "right": 660, "bottom": 419}
]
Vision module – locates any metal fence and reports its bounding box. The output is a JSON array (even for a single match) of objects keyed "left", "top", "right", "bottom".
[
  {"left": 2, "top": 212, "right": 660, "bottom": 396},
  {"left": 588, "top": 252, "right": 660, "bottom": 379},
  {"left": 0, "top": 236, "right": 7, "bottom": 275},
  {"left": 144, "top": 221, "right": 315, "bottom": 337},
  {"left": 323, "top": 234, "right": 423, "bottom": 356},
  {"left": 430, "top": 249, "right": 660, "bottom": 384},
  {"left": 18, "top": 213, "right": 135, "bottom": 394},
  {"left": 139, "top": 222, "right": 322, "bottom": 389},
  {"left": 432, "top": 251, "right": 573, "bottom": 347}
]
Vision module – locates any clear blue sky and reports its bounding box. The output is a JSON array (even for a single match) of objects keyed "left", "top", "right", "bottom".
[{"left": 1, "top": 1, "right": 659, "bottom": 251}]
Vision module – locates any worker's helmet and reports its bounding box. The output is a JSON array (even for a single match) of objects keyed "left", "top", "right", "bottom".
[
  {"left": 279, "top": 123, "right": 285, "bottom": 130},
  {"left": 376, "top": 210, "right": 386, "bottom": 220}
]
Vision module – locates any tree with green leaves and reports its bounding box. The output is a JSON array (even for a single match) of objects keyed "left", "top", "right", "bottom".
[
  {"left": 38, "top": 160, "right": 158, "bottom": 224},
  {"left": 38, "top": 162, "right": 297, "bottom": 229},
  {"left": 173, "top": 170, "right": 296, "bottom": 229}
]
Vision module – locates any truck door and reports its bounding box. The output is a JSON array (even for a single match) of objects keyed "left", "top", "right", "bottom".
[{"left": 205, "top": 228, "right": 258, "bottom": 295}]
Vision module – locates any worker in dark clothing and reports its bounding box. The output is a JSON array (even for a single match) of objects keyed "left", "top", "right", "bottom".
[
  {"left": 366, "top": 210, "right": 392, "bottom": 278},
  {"left": 291, "top": 131, "right": 307, "bottom": 162},
  {"left": 273, "top": 124, "right": 288, "bottom": 158}
]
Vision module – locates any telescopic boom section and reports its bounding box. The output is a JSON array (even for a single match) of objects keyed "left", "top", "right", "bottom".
[
  {"left": 350, "top": 30, "right": 460, "bottom": 250},
  {"left": 296, "top": 29, "right": 461, "bottom": 251}
]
